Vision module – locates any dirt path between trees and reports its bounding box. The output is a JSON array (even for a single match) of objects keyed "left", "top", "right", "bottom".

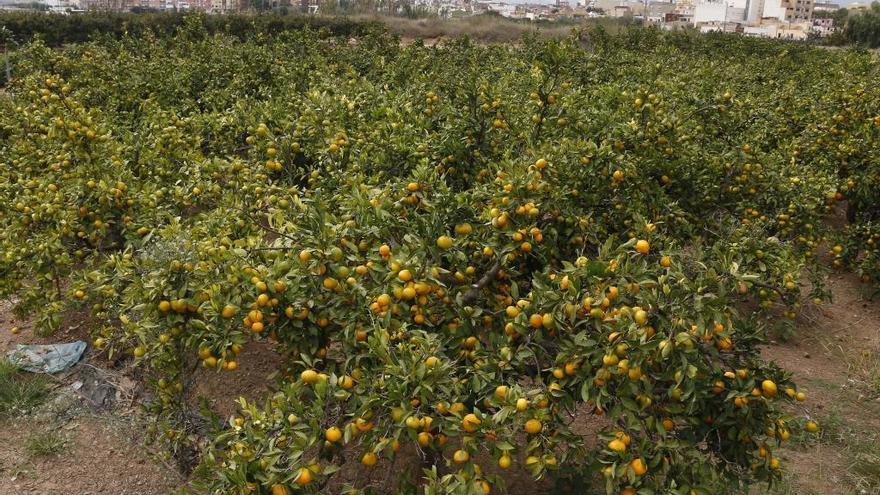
[{"left": 757, "top": 270, "right": 880, "bottom": 495}]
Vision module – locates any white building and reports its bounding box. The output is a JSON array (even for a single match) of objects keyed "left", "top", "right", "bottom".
[
  {"left": 211, "top": 0, "right": 233, "bottom": 12},
  {"left": 45, "top": 0, "right": 82, "bottom": 11},
  {"left": 761, "top": 0, "right": 814, "bottom": 22},
  {"left": 745, "top": 0, "right": 764, "bottom": 21},
  {"left": 811, "top": 16, "right": 835, "bottom": 35},
  {"left": 694, "top": 0, "right": 746, "bottom": 24},
  {"left": 813, "top": 1, "right": 839, "bottom": 12},
  {"left": 743, "top": 20, "right": 811, "bottom": 37}
]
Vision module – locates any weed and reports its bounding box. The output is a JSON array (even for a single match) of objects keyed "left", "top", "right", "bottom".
[
  {"left": 0, "top": 359, "right": 49, "bottom": 417},
  {"left": 849, "top": 349, "right": 880, "bottom": 398},
  {"left": 848, "top": 441, "right": 880, "bottom": 494},
  {"left": 25, "top": 429, "right": 67, "bottom": 457}
]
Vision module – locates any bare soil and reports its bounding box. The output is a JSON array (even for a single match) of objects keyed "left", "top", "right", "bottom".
[
  {"left": 188, "top": 340, "right": 283, "bottom": 419},
  {"left": 0, "top": 413, "right": 182, "bottom": 494},
  {"left": 1, "top": 267, "right": 878, "bottom": 495},
  {"left": 759, "top": 270, "right": 880, "bottom": 495}
]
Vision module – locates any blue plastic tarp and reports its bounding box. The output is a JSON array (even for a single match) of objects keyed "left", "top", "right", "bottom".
[{"left": 7, "top": 341, "right": 87, "bottom": 373}]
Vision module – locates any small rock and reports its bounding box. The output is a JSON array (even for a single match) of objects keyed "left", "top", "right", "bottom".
[{"left": 803, "top": 352, "right": 811, "bottom": 358}]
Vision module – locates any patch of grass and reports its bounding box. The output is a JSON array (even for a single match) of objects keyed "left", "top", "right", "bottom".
[
  {"left": 848, "top": 441, "right": 880, "bottom": 494},
  {"left": 849, "top": 349, "right": 880, "bottom": 398},
  {"left": 788, "top": 407, "right": 847, "bottom": 448},
  {"left": 0, "top": 358, "right": 50, "bottom": 417},
  {"left": 813, "top": 409, "right": 848, "bottom": 445},
  {"left": 25, "top": 429, "right": 67, "bottom": 457},
  {"left": 783, "top": 403, "right": 880, "bottom": 493},
  {"left": 747, "top": 474, "right": 821, "bottom": 495}
]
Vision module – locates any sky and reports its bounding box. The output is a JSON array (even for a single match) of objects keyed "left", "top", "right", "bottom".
[
  {"left": 501, "top": 0, "right": 867, "bottom": 4},
  {"left": 0, "top": 0, "right": 872, "bottom": 7}
]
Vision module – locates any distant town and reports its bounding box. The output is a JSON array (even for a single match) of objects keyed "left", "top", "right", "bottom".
[{"left": 1, "top": 0, "right": 874, "bottom": 41}]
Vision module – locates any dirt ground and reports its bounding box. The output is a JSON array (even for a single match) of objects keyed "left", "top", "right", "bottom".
[
  {"left": 0, "top": 300, "right": 184, "bottom": 493},
  {"left": 756, "top": 270, "right": 880, "bottom": 495},
  {"left": 1, "top": 268, "right": 879, "bottom": 495}
]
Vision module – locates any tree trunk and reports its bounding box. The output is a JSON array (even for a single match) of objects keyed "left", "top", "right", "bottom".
[{"left": 4, "top": 45, "right": 9, "bottom": 85}]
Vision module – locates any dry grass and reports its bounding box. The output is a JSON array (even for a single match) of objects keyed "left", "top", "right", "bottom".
[
  {"left": 849, "top": 349, "right": 880, "bottom": 398},
  {"left": 354, "top": 14, "right": 634, "bottom": 44}
]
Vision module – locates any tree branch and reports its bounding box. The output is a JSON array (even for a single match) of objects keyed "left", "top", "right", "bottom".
[{"left": 461, "top": 260, "right": 502, "bottom": 305}]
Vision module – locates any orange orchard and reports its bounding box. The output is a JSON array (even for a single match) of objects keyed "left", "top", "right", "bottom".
[{"left": 1, "top": 26, "right": 867, "bottom": 495}]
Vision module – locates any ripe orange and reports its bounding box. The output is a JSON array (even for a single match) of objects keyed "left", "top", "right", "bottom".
[
  {"left": 361, "top": 452, "right": 378, "bottom": 466},
  {"left": 528, "top": 314, "right": 543, "bottom": 328},
  {"left": 294, "top": 468, "right": 313, "bottom": 485},
  {"left": 418, "top": 431, "right": 432, "bottom": 447},
  {"left": 221, "top": 305, "right": 237, "bottom": 318},
  {"left": 635, "top": 239, "right": 650, "bottom": 255},
  {"left": 436, "top": 235, "right": 453, "bottom": 249},
  {"left": 455, "top": 223, "right": 473, "bottom": 235},
  {"left": 498, "top": 454, "right": 512, "bottom": 469},
  {"left": 339, "top": 375, "right": 355, "bottom": 390},
  {"left": 603, "top": 354, "right": 619, "bottom": 366},
  {"left": 462, "top": 413, "right": 481, "bottom": 432},
  {"left": 405, "top": 415, "right": 421, "bottom": 429},
  {"left": 301, "top": 369, "right": 319, "bottom": 384},
  {"left": 761, "top": 379, "right": 777, "bottom": 398},
  {"left": 630, "top": 458, "right": 647, "bottom": 476},
  {"left": 524, "top": 419, "right": 542, "bottom": 434},
  {"left": 608, "top": 439, "right": 626, "bottom": 453},
  {"left": 325, "top": 427, "right": 342, "bottom": 442},
  {"left": 270, "top": 483, "right": 289, "bottom": 495},
  {"left": 453, "top": 449, "right": 470, "bottom": 464}
]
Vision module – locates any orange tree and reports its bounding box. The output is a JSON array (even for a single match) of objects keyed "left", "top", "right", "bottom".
[{"left": 2, "top": 21, "right": 879, "bottom": 494}]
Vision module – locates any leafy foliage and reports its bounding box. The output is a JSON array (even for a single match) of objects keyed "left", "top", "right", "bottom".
[{"left": 1, "top": 19, "right": 879, "bottom": 495}]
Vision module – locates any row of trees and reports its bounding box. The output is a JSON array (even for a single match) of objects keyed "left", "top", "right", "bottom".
[
  {"left": 2, "top": 6, "right": 880, "bottom": 49},
  {"left": 0, "top": 11, "right": 381, "bottom": 47},
  {"left": 821, "top": 3, "right": 880, "bottom": 48},
  {"left": 842, "top": 2, "right": 880, "bottom": 48},
  {"left": 2, "top": 19, "right": 877, "bottom": 493}
]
